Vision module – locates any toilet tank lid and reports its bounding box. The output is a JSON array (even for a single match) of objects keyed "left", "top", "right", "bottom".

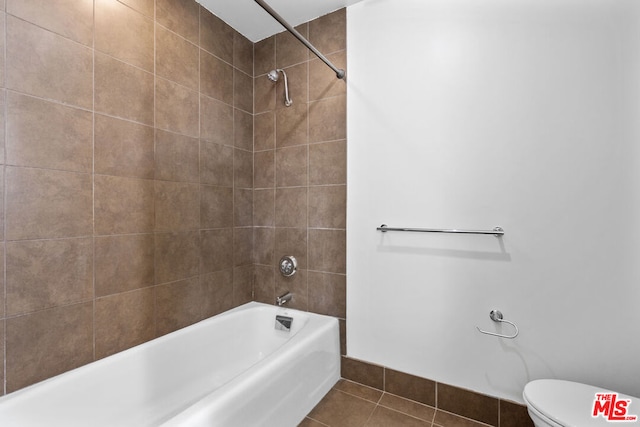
[{"left": 523, "top": 379, "right": 639, "bottom": 427}]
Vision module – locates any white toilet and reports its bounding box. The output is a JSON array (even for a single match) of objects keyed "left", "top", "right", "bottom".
[{"left": 523, "top": 379, "right": 639, "bottom": 426}]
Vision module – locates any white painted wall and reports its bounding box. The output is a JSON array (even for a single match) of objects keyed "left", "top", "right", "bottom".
[{"left": 346, "top": 0, "right": 640, "bottom": 403}]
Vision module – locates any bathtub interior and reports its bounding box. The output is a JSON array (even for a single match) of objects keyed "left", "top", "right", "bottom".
[{"left": 0, "top": 302, "right": 338, "bottom": 427}]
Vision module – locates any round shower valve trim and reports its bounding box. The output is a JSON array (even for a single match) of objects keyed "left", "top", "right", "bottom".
[{"left": 279, "top": 256, "right": 297, "bottom": 277}]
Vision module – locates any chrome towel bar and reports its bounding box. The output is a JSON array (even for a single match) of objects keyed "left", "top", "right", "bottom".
[{"left": 377, "top": 224, "right": 504, "bottom": 236}]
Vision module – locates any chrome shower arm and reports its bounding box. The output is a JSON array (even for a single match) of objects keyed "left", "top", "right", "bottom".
[{"left": 280, "top": 69, "right": 292, "bottom": 107}]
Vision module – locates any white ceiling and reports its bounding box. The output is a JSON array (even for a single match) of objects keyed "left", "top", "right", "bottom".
[{"left": 197, "top": 0, "right": 365, "bottom": 42}]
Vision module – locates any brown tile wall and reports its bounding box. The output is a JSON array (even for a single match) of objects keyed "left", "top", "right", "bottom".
[
  {"left": 252, "top": 9, "right": 347, "bottom": 345},
  {"left": 0, "top": 0, "right": 253, "bottom": 394}
]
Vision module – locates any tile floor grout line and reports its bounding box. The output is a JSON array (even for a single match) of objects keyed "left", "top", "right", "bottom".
[
  {"left": 302, "top": 415, "right": 330, "bottom": 426},
  {"left": 374, "top": 397, "right": 437, "bottom": 425}
]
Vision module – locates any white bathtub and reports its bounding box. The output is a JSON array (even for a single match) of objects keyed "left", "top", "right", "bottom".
[{"left": 0, "top": 302, "right": 340, "bottom": 426}]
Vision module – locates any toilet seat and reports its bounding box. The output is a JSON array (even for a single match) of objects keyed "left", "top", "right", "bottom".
[{"left": 523, "top": 379, "right": 639, "bottom": 427}]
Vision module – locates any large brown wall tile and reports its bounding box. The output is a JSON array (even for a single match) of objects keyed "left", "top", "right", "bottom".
[
  {"left": 6, "top": 167, "right": 92, "bottom": 240},
  {"left": 253, "top": 264, "right": 275, "bottom": 304},
  {"left": 200, "top": 95, "right": 233, "bottom": 145},
  {"left": 234, "top": 70, "right": 254, "bottom": 113},
  {"left": 233, "top": 265, "right": 254, "bottom": 305},
  {"left": 254, "top": 227, "right": 274, "bottom": 265},
  {"left": 254, "top": 189, "right": 275, "bottom": 227},
  {"left": 234, "top": 189, "right": 253, "bottom": 227},
  {"left": 201, "top": 50, "right": 233, "bottom": 104},
  {"left": 308, "top": 185, "right": 346, "bottom": 229},
  {"left": 156, "top": 277, "right": 205, "bottom": 336},
  {"left": 155, "top": 130, "right": 200, "bottom": 182},
  {"left": 254, "top": 36, "right": 275, "bottom": 77},
  {"left": 201, "top": 269, "right": 234, "bottom": 317},
  {"left": 155, "top": 231, "right": 200, "bottom": 284},
  {"left": 7, "top": 93, "right": 92, "bottom": 173},
  {"left": 200, "top": 228, "right": 233, "bottom": 274},
  {"left": 254, "top": 112, "right": 276, "bottom": 151},
  {"left": 95, "top": 288, "right": 156, "bottom": 359},
  {"left": 6, "top": 16, "right": 92, "bottom": 109},
  {"left": 234, "top": 33, "right": 253, "bottom": 76},
  {"left": 156, "top": 0, "right": 199, "bottom": 44},
  {"left": 201, "top": 140, "right": 234, "bottom": 186},
  {"left": 155, "top": 77, "right": 199, "bottom": 138},
  {"left": 200, "top": 7, "right": 233, "bottom": 63},
  {"left": 234, "top": 109, "right": 253, "bottom": 151},
  {"left": 308, "top": 9, "right": 346, "bottom": 55},
  {"left": 309, "top": 95, "right": 347, "bottom": 143},
  {"left": 309, "top": 140, "right": 347, "bottom": 185},
  {"left": 154, "top": 181, "right": 200, "bottom": 231},
  {"left": 276, "top": 24, "right": 309, "bottom": 69},
  {"left": 275, "top": 187, "right": 308, "bottom": 228},
  {"left": 276, "top": 145, "right": 308, "bottom": 187},
  {"left": 234, "top": 227, "right": 254, "bottom": 267},
  {"left": 156, "top": 25, "right": 199, "bottom": 91},
  {"left": 200, "top": 185, "right": 233, "bottom": 229},
  {"left": 276, "top": 102, "right": 308, "bottom": 148},
  {"left": 95, "top": 234, "right": 155, "bottom": 297},
  {"left": 308, "top": 229, "right": 346, "bottom": 274},
  {"left": 6, "top": 238, "right": 93, "bottom": 316},
  {"left": 234, "top": 148, "right": 253, "bottom": 189},
  {"left": 254, "top": 150, "right": 275, "bottom": 189},
  {"left": 95, "top": 0, "right": 153, "bottom": 71},
  {"left": 94, "top": 114, "right": 155, "bottom": 179},
  {"left": 119, "top": 0, "right": 153, "bottom": 18},
  {"left": 6, "top": 303, "right": 94, "bottom": 392},
  {"left": 308, "top": 271, "right": 346, "bottom": 318},
  {"left": 95, "top": 53, "right": 154, "bottom": 125},
  {"left": 7, "top": 0, "right": 93, "bottom": 46},
  {"left": 94, "top": 175, "right": 154, "bottom": 235}
]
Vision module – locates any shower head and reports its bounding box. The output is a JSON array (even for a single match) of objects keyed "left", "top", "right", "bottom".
[
  {"left": 267, "top": 69, "right": 280, "bottom": 82},
  {"left": 267, "top": 69, "right": 292, "bottom": 107}
]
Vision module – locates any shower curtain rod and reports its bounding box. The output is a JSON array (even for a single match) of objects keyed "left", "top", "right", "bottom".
[{"left": 254, "top": 0, "right": 346, "bottom": 79}]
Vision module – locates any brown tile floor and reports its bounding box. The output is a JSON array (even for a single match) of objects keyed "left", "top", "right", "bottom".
[{"left": 300, "top": 380, "right": 494, "bottom": 427}]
